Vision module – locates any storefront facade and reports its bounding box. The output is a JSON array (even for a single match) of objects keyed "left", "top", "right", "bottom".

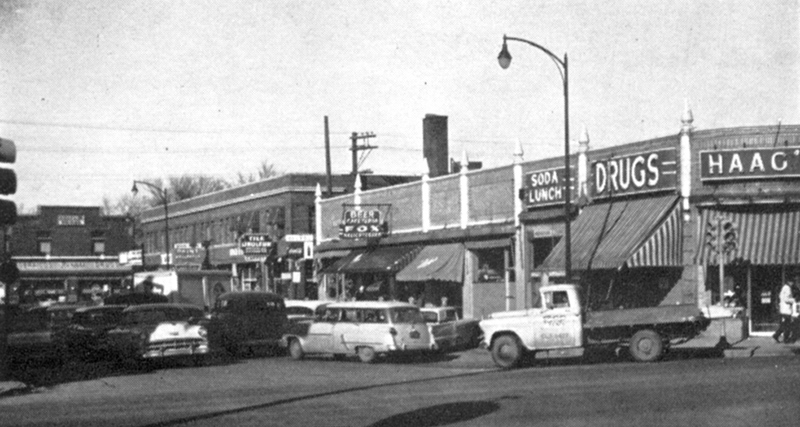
[
  {"left": 5, "top": 206, "right": 135, "bottom": 304},
  {"left": 137, "top": 173, "right": 416, "bottom": 299},
  {"left": 316, "top": 108, "right": 800, "bottom": 336}
]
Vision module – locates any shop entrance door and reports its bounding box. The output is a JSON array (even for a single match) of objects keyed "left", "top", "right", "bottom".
[{"left": 748, "top": 266, "right": 781, "bottom": 336}]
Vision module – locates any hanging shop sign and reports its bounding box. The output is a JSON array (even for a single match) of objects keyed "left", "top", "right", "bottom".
[
  {"left": 522, "top": 167, "right": 576, "bottom": 208},
  {"left": 339, "top": 207, "right": 389, "bottom": 239},
  {"left": 699, "top": 146, "right": 800, "bottom": 181},
  {"left": 591, "top": 148, "right": 677, "bottom": 199},
  {"left": 239, "top": 233, "right": 272, "bottom": 256},
  {"left": 283, "top": 234, "right": 314, "bottom": 259}
]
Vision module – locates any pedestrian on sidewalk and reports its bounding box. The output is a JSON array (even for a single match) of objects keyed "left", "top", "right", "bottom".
[
  {"left": 786, "top": 281, "right": 800, "bottom": 344},
  {"left": 772, "top": 280, "right": 796, "bottom": 343}
]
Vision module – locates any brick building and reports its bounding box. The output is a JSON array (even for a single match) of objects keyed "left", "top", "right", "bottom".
[
  {"left": 4, "top": 206, "right": 135, "bottom": 304},
  {"left": 136, "top": 173, "right": 417, "bottom": 299}
]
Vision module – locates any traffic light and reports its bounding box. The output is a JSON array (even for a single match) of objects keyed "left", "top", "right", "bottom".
[
  {"left": 722, "top": 220, "right": 738, "bottom": 253},
  {"left": 705, "top": 220, "right": 718, "bottom": 253},
  {"left": 0, "top": 138, "right": 16, "bottom": 226}
]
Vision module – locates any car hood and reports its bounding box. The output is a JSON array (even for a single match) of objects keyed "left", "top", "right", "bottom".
[{"left": 149, "top": 321, "right": 205, "bottom": 341}]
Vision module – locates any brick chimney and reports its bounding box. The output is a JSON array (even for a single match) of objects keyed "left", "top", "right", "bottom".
[{"left": 423, "top": 114, "right": 448, "bottom": 178}]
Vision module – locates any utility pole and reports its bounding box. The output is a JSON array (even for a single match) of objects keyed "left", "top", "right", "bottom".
[
  {"left": 350, "top": 132, "right": 377, "bottom": 177},
  {"left": 324, "top": 117, "right": 333, "bottom": 197}
]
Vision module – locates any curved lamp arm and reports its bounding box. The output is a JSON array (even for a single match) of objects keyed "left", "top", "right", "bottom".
[{"left": 498, "top": 35, "right": 566, "bottom": 83}]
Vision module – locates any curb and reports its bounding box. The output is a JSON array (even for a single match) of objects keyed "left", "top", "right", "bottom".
[{"left": 0, "top": 381, "right": 29, "bottom": 398}]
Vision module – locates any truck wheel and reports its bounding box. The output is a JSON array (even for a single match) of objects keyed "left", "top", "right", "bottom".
[
  {"left": 357, "top": 346, "right": 377, "bottom": 363},
  {"left": 491, "top": 334, "right": 523, "bottom": 369},
  {"left": 288, "top": 339, "right": 305, "bottom": 360},
  {"left": 629, "top": 330, "right": 664, "bottom": 362}
]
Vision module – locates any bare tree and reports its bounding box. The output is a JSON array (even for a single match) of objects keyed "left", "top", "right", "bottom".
[{"left": 236, "top": 160, "right": 280, "bottom": 184}]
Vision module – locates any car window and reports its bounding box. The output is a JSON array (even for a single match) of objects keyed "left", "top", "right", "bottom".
[
  {"left": 126, "top": 310, "right": 167, "bottom": 325},
  {"left": 390, "top": 307, "right": 424, "bottom": 324},
  {"left": 421, "top": 312, "right": 438, "bottom": 323},
  {"left": 321, "top": 308, "right": 340, "bottom": 322},
  {"left": 545, "top": 291, "right": 570, "bottom": 309},
  {"left": 286, "top": 306, "right": 314, "bottom": 317},
  {"left": 443, "top": 310, "right": 458, "bottom": 322},
  {"left": 361, "top": 309, "right": 387, "bottom": 323}
]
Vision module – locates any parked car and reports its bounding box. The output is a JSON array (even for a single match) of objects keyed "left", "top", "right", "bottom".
[
  {"left": 7, "top": 304, "right": 84, "bottom": 363},
  {"left": 420, "top": 306, "right": 482, "bottom": 351},
  {"left": 56, "top": 305, "right": 126, "bottom": 361},
  {"left": 105, "top": 303, "right": 209, "bottom": 364},
  {"left": 282, "top": 301, "right": 436, "bottom": 363},
  {"left": 284, "top": 300, "right": 330, "bottom": 324},
  {"left": 205, "top": 292, "right": 288, "bottom": 356}
]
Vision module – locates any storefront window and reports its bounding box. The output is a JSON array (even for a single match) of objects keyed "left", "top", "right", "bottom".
[
  {"left": 38, "top": 240, "right": 52, "bottom": 256},
  {"left": 472, "top": 247, "right": 509, "bottom": 283}
]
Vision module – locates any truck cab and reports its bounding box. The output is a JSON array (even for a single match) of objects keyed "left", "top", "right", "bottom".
[{"left": 480, "top": 284, "right": 584, "bottom": 368}]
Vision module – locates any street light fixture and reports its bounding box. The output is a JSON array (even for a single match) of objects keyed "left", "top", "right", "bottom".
[
  {"left": 132, "top": 180, "right": 171, "bottom": 270},
  {"left": 498, "top": 34, "right": 572, "bottom": 279}
]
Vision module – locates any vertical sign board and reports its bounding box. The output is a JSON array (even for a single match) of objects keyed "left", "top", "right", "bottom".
[
  {"left": 699, "top": 147, "right": 800, "bottom": 181},
  {"left": 591, "top": 148, "right": 678, "bottom": 199},
  {"left": 284, "top": 234, "right": 314, "bottom": 259}
]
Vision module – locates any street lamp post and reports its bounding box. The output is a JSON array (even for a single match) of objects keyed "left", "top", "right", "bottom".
[
  {"left": 131, "top": 181, "right": 171, "bottom": 270},
  {"left": 498, "top": 34, "right": 572, "bottom": 279}
]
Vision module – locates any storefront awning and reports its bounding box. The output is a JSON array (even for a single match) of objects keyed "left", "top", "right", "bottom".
[
  {"left": 395, "top": 243, "right": 465, "bottom": 282},
  {"left": 336, "top": 245, "right": 422, "bottom": 274},
  {"left": 319, "top": 250, "right": 363, "bottom": 274},
  {"left": 695, "top": 206, "right": 800, "bottom": 265},
  {"left": 538, "top": 195, "right": 681, "bottom": 272}
]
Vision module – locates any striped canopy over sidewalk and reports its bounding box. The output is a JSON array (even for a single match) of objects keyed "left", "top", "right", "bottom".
[
  {"left": 538, "top": 195, "right": 682, "bottom": 272},
  {"left": 695, "top": 206, "right": 800, "bottom": 265}
]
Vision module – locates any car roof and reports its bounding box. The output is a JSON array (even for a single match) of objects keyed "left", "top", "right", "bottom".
[
  {"left": 420, "top": 306, "right": 456, "bottom": 313},
  {"left": 326, "top": 301, "right": 418, "bottom": 309},
  {"left": 74, "top": 305, "right": 126, "bottom": 313},
  {"left": 218, "top": 291, "right": 283, "bottom": 302},
  {"left": 123, "top": 303, "right": 203, "bottom": 312},
  {"left": 285, "top": 300, "right": 330, "bottom": 309}
]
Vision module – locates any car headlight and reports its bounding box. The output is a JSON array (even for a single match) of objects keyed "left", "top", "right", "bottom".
[{"left": 197, "top": 327, "right": 207, "bottom": 338}]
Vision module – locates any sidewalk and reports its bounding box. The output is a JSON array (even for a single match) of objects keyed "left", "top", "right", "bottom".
[
  {"left": 0, "top": 379, "right": 28, "bottom": 397},
  {"left": 673, "top": 332, "right": 800, "bottom": 358}
]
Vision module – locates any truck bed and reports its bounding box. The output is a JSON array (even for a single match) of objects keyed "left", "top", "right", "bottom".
[{"left": 583, "top": 304, "right": 705, "bottom": 330}]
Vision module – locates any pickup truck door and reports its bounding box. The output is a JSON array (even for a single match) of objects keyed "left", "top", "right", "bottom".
[{"left": 534, "top": 290, "right": 582, "bottom": 349}]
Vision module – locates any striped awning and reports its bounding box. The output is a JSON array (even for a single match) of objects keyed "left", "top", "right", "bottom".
[
  {"left": 627, "top": 200, "right": 683, "bottom": 267},
  {"left": 695, "top": 207, "right": 800, "bottom": 265},
  {"left": 538, "top": 195, "right": 682, "bottom": 272}
]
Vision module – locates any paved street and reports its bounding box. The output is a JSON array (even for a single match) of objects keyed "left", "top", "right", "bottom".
[{"left": 2, "top": 348, "right": 799, "bottom": 427}]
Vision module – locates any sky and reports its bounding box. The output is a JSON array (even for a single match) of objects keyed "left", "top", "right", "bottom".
[{"left": 0, "top": 0, "right": 798, "bottom": 211}]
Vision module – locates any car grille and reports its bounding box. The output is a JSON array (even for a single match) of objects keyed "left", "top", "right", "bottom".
[{"left": 144, "top": 338, "right": 209, "bottom": 358}]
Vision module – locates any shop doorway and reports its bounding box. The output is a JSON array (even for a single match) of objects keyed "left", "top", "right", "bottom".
[{"left": 748, "top": 266, "right": 783, "bottom": 335}]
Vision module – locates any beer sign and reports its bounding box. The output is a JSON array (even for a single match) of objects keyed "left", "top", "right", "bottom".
[
  {"left": 339, "top": 208, "right": 388, "bottom": 239},
  {"left": 592, "top": 148, "right": 677, "bottom": 198}
]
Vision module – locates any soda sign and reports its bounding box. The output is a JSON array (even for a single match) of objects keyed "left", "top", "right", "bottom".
[
  {"left": 523, "top": 167, "right": 575, "bottom": 207},
  {"left": 339, "top": 209, "right": 388, "bottom": 239}
]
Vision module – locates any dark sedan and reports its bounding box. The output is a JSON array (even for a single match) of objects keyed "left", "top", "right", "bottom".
[{"left": 57, "top": 305, "right": 126, "bottom": 361}]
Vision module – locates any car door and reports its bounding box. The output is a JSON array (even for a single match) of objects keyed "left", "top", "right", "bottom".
[
  {"left": 304, "top": 308, "right": 337, "bottom": 353},
  {"left": 533, "top": 290, "right": 582, "bottom": 349},
  {"left": 331, "top": 308, "right": 362, "bottom": 353}
]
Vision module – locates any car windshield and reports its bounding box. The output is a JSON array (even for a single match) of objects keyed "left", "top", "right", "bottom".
[
  {"left": 390, "top": 307, "right": 424, "bottom": 324},
  {"left": 286, "top": 306, "right": 314, "bottom": 317}
]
